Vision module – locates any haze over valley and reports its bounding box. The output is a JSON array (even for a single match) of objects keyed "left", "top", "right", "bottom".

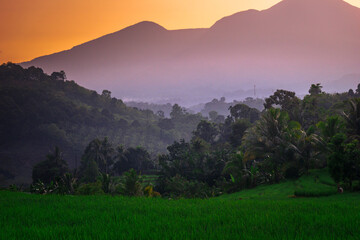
[{"left": 20, "top": 0, "right": 360, "bottom": 105}]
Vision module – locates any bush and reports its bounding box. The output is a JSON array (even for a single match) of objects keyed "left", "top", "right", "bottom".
[
  {"left": 163, "top": 175, "right": 217, "bottom": 198},
  {"left": 122, "top": 169, "right": 143, "bottom": 196},
  {"left": 75, "top": 181, "right": 104, "bottom": 195},
  {"left": 144, "top": 185, "right": 161, "bottom": 197}
]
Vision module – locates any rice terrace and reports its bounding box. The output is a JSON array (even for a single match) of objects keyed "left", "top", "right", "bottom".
[{"left": 1, "top": 169, "right": 360, "bottom": 239}]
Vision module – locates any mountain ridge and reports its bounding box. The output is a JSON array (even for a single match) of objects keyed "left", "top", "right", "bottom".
[{"left": 21, "top": 0, "right": 360, "bottom": 103}]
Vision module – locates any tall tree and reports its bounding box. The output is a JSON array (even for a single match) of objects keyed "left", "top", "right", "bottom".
[
  {"left": 113, "top": 146, "right": 152, "bottom": 174},
  {"left": 32, "top": 146, "right": 69, "bottom": 184},
  {"left": 229, "top": 120, "right": 251, "bottom": 148},
  {"left": 80, "top": 137, "right": 115, "bottom": 180},
  {"left": 328, "top": 134, "right": 360, "bottom": 189},
  {"left": 101, "top": 90, "right": 111, "bottom": 99},
  {"left": 309, "top": 83, "right": 323, "bottom": 96},
  {"left": 242, "top": 109, "right": 297, "bottom": 182},
  {"left": 343, "top": 99, "right": 360, "bottom": 139},
  {"left": 264, "top": 89, "right": 301, "bottom": 122},
  {"left": 192, "top": 120, "right": 218, "bottom": 144},
  {"left": 229, "top": 104, "right": 260, "bottom": 123},
  {"left": 317, "top": 116, "right": 345, "bottom": 142},
  {"left": 170, "top": 104, "right": 185, "bottom": 119}
]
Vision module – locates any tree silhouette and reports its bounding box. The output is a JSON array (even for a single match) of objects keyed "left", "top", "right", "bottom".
[{"left": 32, "top": 146, "right": 69, "bottom": 184}]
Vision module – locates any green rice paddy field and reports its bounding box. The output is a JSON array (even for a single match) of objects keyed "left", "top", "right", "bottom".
[{"left": 1, "top": 170, "right": 360, "bottom": 240}]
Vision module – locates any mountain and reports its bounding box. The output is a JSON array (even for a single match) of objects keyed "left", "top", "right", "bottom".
[
  {"left": 325, "top": 74, "right": 360, "bottom": 93},
  {"left": 21, "top": 0, "right": 360, "bottom": 103}
]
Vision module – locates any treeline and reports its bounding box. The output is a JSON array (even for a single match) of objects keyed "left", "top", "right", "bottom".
[
  {"left": 126, "top": 97, "right": 265, "bottom": 120},
  {"left": 154, "top": 84, "right": 360, "bottom": 197},
  {"left": 125, "top": 101, "right": 174, "bottom": 118},
  {"left": 29, "top": 139, "right": 157, "bottom": 196},
  {"left": 2, "top": 62, "right": 360, "bottom": 197},
  {"left": 200, "top": 97, "right": 264, "bottom": 118},
  {"left": 22, "top": 83, "right": 360, "bottom": 198},
  {"left": 0, "top": 63, "right": 202, "bottom": 185}
]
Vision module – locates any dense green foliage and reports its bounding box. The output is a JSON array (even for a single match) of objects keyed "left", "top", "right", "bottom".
[
  {"left": 1, "top": 63, "right": 360, "bottom": 200},
  {"left": 25, "top": 84, "right": 359, "bottom": 198},
  {"left": 156, "top": 86, "right": 360, "bottom": 197},
  {"left": 200, "top": 97, "right": 264, "bottom": 117},
  {"left": 0, "top": 63, "right": 203, "bottom": 184},
  {"left": 32, "top": 147, "right": 69, "bottom": 184}
]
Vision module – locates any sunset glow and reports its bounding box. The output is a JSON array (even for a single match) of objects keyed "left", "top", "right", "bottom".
[{"left": 1, "top": 0, "right": 359, "bottom": 63}]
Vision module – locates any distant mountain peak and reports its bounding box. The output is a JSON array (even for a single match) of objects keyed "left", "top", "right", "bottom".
[
  {"left": 123, "top": 21, "right": 167, "bottom": 32},
  {"left": 268, "top": 0, "right": 358, "bottom": 11}
]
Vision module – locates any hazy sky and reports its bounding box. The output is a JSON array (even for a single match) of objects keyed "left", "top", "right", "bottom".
[{"left": 1, "top": 0, "right": 359, "bottom": 63}]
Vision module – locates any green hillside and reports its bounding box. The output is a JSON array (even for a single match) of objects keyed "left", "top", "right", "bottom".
[
  {"left": 220, "top": 168, "right": 337, "bottom": 200},
  {"left": 0, "top": 63, "right": 202, "bottom": 185}
]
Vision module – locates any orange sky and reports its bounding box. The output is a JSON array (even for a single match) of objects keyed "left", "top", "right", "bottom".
[{"left": 1, "top": 0, "right": 359, "bottom": 63}]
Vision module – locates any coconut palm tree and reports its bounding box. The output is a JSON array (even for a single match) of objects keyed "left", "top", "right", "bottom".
[
  {"left": 242, "top": 109, "right": 298, "bottom": 182},
  {"left": 32, "top": 146, "right": 69, "bottom": 184},
  {"left": 317, "top": 116, "right": 345, "bottom": 142},
  {"left": 291, "top": 126, "right": 323, "bottom": 173},
  {"left": 343, "top": 99, "right": 360, "bottom": 139},
  {"left": 100, "top": 137, "right": 115, "bottom": 174},
  {"left": 80, "top": 138, "right": 115, "bottom": 176},
  {"left": 222, "top": 152, "right": 244, "bottom": 181}
]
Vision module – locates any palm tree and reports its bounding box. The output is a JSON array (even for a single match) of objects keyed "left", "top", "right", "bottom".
[
  {"left": 242, "top": 109, "right": 297, "bottom": 182},
  {"left": 113, "top": 146, "right": 128, "bottom": 175},
  {"left": 32, "top": 146, "right": 69, "bottom": 184},
  {"left": 100, "top": 137, "right": 115, "bottom": 174},
  {"left": 291, "top": 126, "right": 323, "bottom": 173},
  {"left": 317, "top": 116, "right": 345, "bottom": 142},
  {"left": 343, "top": 99, "right": 360, "bottom": 139},
  {"left": 81, "top": 138, "right": 115, "bottom": 175},
  {"left": 222, "top": 152, "right": 244, "bottom": 181}
]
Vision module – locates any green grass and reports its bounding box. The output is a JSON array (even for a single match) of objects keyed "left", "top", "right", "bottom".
[
  {"left": 220, "top": 168, "right": 338, "bottom": 200},
  {"left": 294, "top": 169, "right": 337, "bottom": 197},
  {"left": 1, "top": 169, "right": 359, "bottom": 239},
  {"left": 219, "top": 180, "right": 296, "bottom": 199},
  {"left": 1, "top": 191, "right": 360, "bottom": 239}
]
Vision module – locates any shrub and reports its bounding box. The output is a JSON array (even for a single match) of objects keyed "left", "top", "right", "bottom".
[
  {"left": 164, "top": 175, "right": 216, "bottom": 198},
  {"left": 75, "top": 181, "right": 104, "bottom": 195},
  {"left": 122, "top": 169, "right": 143, "bottom": 196},
  {"left": 144, "top": 185, "right": 161, "bottom": 197}
]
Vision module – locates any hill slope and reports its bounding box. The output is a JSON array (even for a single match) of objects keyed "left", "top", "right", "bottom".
[
  {"left": 219, "top": 169, "right": 338, "bottom": 200},
  {"left": 0, "top": 63, "right": 202, "bottom": 185}
]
